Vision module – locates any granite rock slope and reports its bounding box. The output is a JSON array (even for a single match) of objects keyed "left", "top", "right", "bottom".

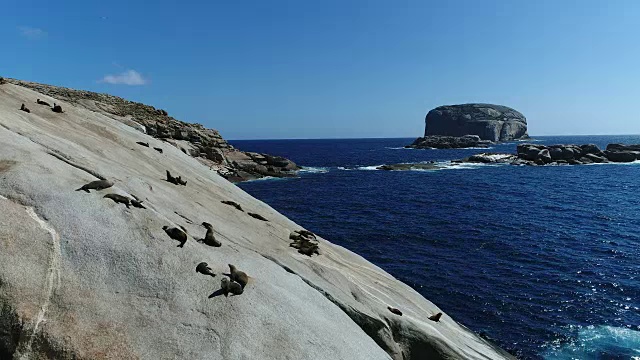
[{"left": 0, "top": 82, "right": 514, "bottom": 360}]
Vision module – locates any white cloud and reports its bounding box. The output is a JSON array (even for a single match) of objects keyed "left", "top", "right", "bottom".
[
  {"left": 99, "top": 70, "right": 147, "bottom": 86},
  {"left": 19, "top": 26, "right": 47, "bottom": 39}
]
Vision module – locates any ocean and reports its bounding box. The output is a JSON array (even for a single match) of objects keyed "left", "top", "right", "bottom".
[{"left": 229, "top": 136, "right": 640, "bottom": 359}]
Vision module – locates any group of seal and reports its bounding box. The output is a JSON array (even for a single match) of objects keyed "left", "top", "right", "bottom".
[
  {"left": 387, "top": 306, "right": 442, "bottom": 323},
  {"left": 18, "top": 99, "right": 64, "bottom": 114},
  {"left": 195, "top": 262, "right": 248, "bottom": 297},
  {"left": 166, "top": 170, "right": 187, "bottom": 186},
  {"left": 289, "top": 230, "right": 320, "bottom": 256}
]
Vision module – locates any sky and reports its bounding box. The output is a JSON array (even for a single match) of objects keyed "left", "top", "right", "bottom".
[{"left": 2, "top": 0, "right": 640, "bottom": 139}]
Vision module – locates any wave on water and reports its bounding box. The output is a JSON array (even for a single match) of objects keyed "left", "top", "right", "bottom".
[
  {"left": 299, "top": 166, "right": 330, "bottom": 174},
  {"left": 541, "top": 325, "right": 640, "bottom": 359}
]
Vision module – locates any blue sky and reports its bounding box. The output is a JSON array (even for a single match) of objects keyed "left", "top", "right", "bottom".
[{"left": 2, "top": 0, "right": 640, "bottom": 139}]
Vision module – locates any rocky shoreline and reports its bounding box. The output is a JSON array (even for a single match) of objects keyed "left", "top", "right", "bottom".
[
  {"left": 456, "top": 143, "right": 640, "bottom": 166},
  {"left": 6, "top": 79, "right": 299, "bottom": 182}
]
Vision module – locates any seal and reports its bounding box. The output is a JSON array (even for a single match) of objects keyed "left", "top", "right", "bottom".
[
  {"left": 195, "top": 262, "right": 216, "bottom": 277},
  {"left": 228, "top": 264, "right": 248, "bottom": 288},
  {"left": 136, "top": 141, "right": 150, "bottom": 147},
  {"left": 20, "top": 104, "right": 30, "bottom": 113},
  {"left": 52, "top": 104, "right": 63, "bottom": 113},
  {"left": 130, "top": 194, "right": 146, "bottom": 209},
  {"left": 387, "top": 306, "right": 403, "bottom": 316},
  {"left": 36, "top": 99, "right": 51, "bottom": 106},
  {"left": 198, "top": 222, "right": 221, "bottom": 247},
  {"left": 221, "top": 200, "right": 244, "bottom": 212},
  {"left": 428, "top": 312, "right": 442, "bottom": 322},
  {"left": 166, "top": 170, "right": 187, "bottom": 186},
  {"left": 248, "top": 212, "right": 268, "bottom": 221},
  {"left": 154, "top": 147, "right": 163, "bottom": 153},
  {"left": 162, "top": 226, "right": 187, "bottom": 248},
  {"left": 103, "top": 193, "right": 131, "bottom": 208},
  {"left": 76, "top": 179, "right": 114, "bottom": 193},
  {"left": 221, "top": 278, "right": 244, "bottom": 297}
]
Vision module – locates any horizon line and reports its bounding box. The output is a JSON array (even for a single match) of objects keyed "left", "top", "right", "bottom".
[{"left": 227, "top": 134, "right": 640, "bottom": 141}]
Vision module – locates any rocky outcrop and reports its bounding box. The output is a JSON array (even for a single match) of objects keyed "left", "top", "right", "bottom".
[
  {"left": 377, "top": 163, "right": 441, "bottom": 171},
  {"left": 6, "top": 79, "right": 299, "bottom": 182},
  {"left": 424, "top": 104, "right": 528, "bottom": 142},
  {"left": 405, "top": 135, "right": 491, "bottom": 149},
  {"left": 457, "top": 143, "right": 640, "bottom": 166}
]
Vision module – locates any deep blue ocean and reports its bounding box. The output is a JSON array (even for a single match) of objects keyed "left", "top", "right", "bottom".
[{"left": 229, "top": 136, "right": 640, "bottom": 359}]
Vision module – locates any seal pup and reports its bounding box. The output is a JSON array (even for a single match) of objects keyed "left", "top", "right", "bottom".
[
  {"left": 103, "top": 193, "right": 131, "bottom": 208},
  {"left": 198, "top": 222, "right": 221, "bottom": 247},
  {"left": 52, "top": 104, "right": 63, "bottom": 113},
  {"left": 387, "top": 306, "right": 403, "bottom": 316},
  {"left": 248, "top": 212, "right": 268, "bottom": 221},
  {"left": 195, "top": 262, "right": 216, "bottom": 277},
  {"left": 36, "top": 99, "right": 51, "bottom": 106},
  {"left": 20, "top": 104, "right": 30, "bottom": 113},
  {"left": 76, "top": 179, "right": 114, "bottom": 193},
  {"left": 428, "top": 312, "right": 442, "bottom": 322},
  {"left": 136, "top": 141, "right": 150, "bottom": 147},
  {"left": 221, "top": 278, "right": 244, "bottom": 297},
  {"left": 228, "top": 264, "right": 248, "bottom": 289},
  {"left": 162, "top": 226, "right": 187, "bottom": 248},
  {"left": 153, "top": 147, "right": 163, "bottom": 153},
  {"left": 221, "top": 200, "right": 244, "bottom": 212}
]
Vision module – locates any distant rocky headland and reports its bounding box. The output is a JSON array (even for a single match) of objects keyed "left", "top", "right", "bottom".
[
  {"left": 5, "top": 78, "right": 299, "bottom": 182},
  {"left": 406, "top": 103, "right": 529, "bottom": 149}
]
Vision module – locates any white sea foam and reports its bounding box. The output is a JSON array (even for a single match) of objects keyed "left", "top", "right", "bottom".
[
  {"left": 299, "top": 166, "right": 330, "bottom": 174},
  {"left": 541, "top": 325, "right": 640, "bottom": 359}
]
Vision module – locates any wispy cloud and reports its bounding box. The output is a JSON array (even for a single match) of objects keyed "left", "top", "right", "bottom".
[
  {"left": 99, "top": 70, "right": 147, "bottom": 86},
  {"left": 18, "top": 26, "right": 47, "bottom": 40}
]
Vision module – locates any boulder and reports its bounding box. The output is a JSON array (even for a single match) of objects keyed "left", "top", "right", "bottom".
[
  {"left": 605, "top": 150, "right": 639, "bottom": 162},
  {"left": 424, "top": 104, "right": 528, "bottom": 142},
  {"left": 536, "top": 149, "right": 553, "bottom": 164},
  {"left": 580, "top": 144, "right": 605, "bottom": 157},
  {"left": 606, "top": 144, "right": 640, "bottom": 152},
  {"left": 583, "top": 153, "right": 607, "bottom": 163}
]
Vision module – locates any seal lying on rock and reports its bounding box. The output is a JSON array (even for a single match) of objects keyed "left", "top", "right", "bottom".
[
  {"left": 166, "top": 170, "right": 187, "bottom": 186},
  {"left": 162, "top": 226, "right": 187, "bottom": 248},
  {"left": 52, "top": 103, "right": 63, "bottom": 113},
  {"left": 221, "top": 200, "right": 243, "bottom": 212},
  {"left": 196, "top": 262, "right": 216, "bottom": 277},
  {"left": 130, "top": 195, "right": 146, "bottom": 209},
  {"left": 198, "top": 222, "right": 221, "bottom": 247},
  {"left": 153, "top": 147, "right": 163, "bottom": 153},
  {"left": 248, "top": 212, "right": 268, "bottom": 221},
  {"left": 75, "top": 179, "right": 114, "bottom": 193},
  {"left": 428, "top": 312, "right": 442, "bottom": 322},
  {"left": 19, "top": 104, "right": 30, "bottom": 113},
  {"left": 387, "top": 306, "right": 403, "bottom": 316},
  {"left": 103, "top": 193, "right": 131, "bottom": 208},
  {"left": 136, "top": 141, "right": 150, "bottom": 147},
  {"left": 221, "top": 278, "right": 244, "bottom": 297},
  {"left": 36, "top": 99, "right": 51, "bottom": 106},
  {"left": 228, "top": 264, "right": 248, "bottom": 288}
]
